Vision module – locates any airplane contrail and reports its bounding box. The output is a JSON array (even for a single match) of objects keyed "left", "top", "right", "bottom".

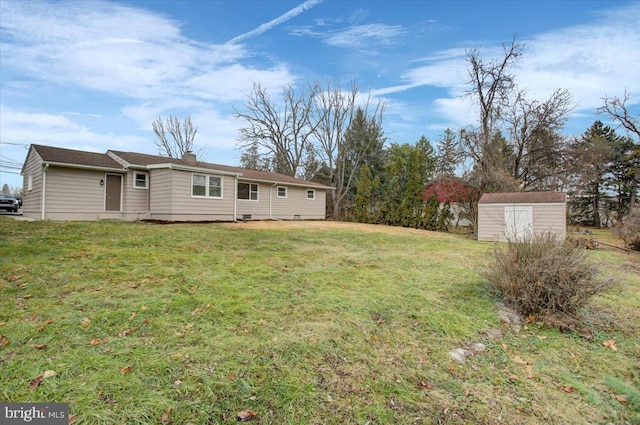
[{"left": 227, "top": 0, "right": 323, "bottom": 44}]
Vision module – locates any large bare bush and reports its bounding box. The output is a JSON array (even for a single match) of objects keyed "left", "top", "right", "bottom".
[
  {"left": 613, "top": 208, "right": 640, "bottom": 251},
  {"left": 483, "top": 233, "right": 614, "bottom": 328}
]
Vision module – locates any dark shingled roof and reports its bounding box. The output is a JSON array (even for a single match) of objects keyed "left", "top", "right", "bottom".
[
  {"left": 28, "top": 144, "right": 332, "bottom": 189},
  {"left": 108, "top": 150, "right": 333, "bottom": 189},
  {"left": 478, "top": 192, "right": 566, "bottom": 204},
  {"left": 32, "top": 145, "right": 124, "bottom": 169}
]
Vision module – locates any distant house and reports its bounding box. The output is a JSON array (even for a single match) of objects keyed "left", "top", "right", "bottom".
[
  {"left": 424, "top": 176, "right": 475, "bottom": 227},
  {"left": 21, "top": 144, "right": 333, "bottom": 221},
  {"left": 477, "top": 192, "right": 567, "bottom": 242}
]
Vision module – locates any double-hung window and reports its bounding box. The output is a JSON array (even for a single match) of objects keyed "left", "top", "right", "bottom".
[
  {"left": 277, "top": 187, "right": 287, "bottom": 198},
  {"left": 192, "top": 174, "right": 223, "bottom": 198},
  {"left": 307, "top": 189, "right": 315, "bottom": 200},
  {"left": 238, "top": 182, "right": 258, "bottom": 200},
  {"left": 133, "top": 172, "right": 149, "bottom": 189}
]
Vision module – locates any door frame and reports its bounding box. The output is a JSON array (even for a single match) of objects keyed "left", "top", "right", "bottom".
[
  {"left": 504, "top": 205, "right": 533, "bottom": 241},
  {"left": 104, "top": 173, "right": 123, "bottom": 212}
]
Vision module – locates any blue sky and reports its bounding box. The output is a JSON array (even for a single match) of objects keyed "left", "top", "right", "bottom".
[{"left": 1, "top": 0, "right": 639, "bottom": 190}]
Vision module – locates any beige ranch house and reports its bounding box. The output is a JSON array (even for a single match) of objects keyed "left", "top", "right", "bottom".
[
  {"left": 21, "top": 144, "right": 333, "bottom": 222},
  {"left": 477, "top": 192, "right": 567, "bottom": 242}
]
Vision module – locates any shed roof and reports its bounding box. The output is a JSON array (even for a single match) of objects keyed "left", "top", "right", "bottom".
[{"left": 478, "top": 192, "right": 566, "bottom": 204}]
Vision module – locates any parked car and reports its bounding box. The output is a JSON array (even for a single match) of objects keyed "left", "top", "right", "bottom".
[{"left": 0, "top": 194, "right": 19, "bottom": 212}]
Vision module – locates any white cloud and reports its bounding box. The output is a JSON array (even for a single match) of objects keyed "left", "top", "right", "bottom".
[
  {"left": 227, "top": 0, "right": 324, "bottom": 44},
  {"left": 375, "top": 3, "right": 640, "bottom": 133},
  {"left": 324, "top": 23, "right": 406, "bottom": 48},
  {"left": 0, "top": 105, "right": 148, "bottom": 151},
  {"left": 0, "top": 0, "right": 295, "bottom": 103}
]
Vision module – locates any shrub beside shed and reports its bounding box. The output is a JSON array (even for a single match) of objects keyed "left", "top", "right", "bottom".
[{"left": 477, "top": 192, "right": 567, "bottom": 242}]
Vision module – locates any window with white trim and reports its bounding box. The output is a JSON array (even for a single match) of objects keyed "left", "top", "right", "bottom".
[
  {"left": 307, "top": 189, "right": 315, "bottom": 200},
  {"left": 133, "top": 172, "right": 149, "bottom": 189},
  {"left": 238, "top": 182, "right": 258, "bottom": 200},
  {"left": 192, "top": 174, "right": 223, "bottom": 198},
  {"left": 277, "top": 186, "right": 287, "bottom": 198}
]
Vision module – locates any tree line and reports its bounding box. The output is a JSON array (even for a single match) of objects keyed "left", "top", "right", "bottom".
[{"left": 156, "top": 37, "right": 639, "bottom": 230}]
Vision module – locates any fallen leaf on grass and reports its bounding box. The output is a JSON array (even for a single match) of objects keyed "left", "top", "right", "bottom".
[
  {"left": 417, "top": 381, "right": 435, "bottom": 390},
  {"left": 34, "top": 344, "right": 47, "bottom": 350},
  {"left": 43, "top": 370, "right": 56, "bottom": 379},
  {"left": 120, "top": 366, "right": 132, "bottom": 375},
  {"left": 1, "top": 335, "right": 10, "bottom": 346},
  {"left": 68, "top": 414, "right": 78, "bottom": 423},
  {"left": 117, "top": 328, "right": 134, "bottom": 337},
  {"left": 44, "top": 319, "right": 54, "bottom": 325},
  {"left": 236, "top": 410, "right": 256, "bottom": 422},
  {"left": 80, "top": 318, "right": 90, "bottom": 328},
  {"left": 537, "top": 335, "right": 548, "bottom": 340},
  {"left": 615, "top": 394, "right": 628, "bottom": 404},
  {"left": 161, "top": 408, "right": 171, "bottom": 424},
  {"left": 9, "top": 274, "right": 24, "bottom": 282},
  {"left": 90, "top": 339, "right": 101, "bottom": 345},
  {"left": 28, "top": 375, "right": 44, "bottom": 390},
  {"left": 602, "top": 340, "right": 617, "bottom": 351},
  {"left": 228, "top": 373, "right": 235, "bottom": 380},
  {"left": 23, "top": 294, "right": 32, "bottom": 299},
  {"left": 562, "top": 386, "right": 574, "bottom": 393},
  {"left": 29, "top": 314, "right": 37, "bottom": 321}
]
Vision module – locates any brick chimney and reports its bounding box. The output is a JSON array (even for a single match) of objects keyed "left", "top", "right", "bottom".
[{"left": 182, "top": 150, "right": 196, "bottom": 163}]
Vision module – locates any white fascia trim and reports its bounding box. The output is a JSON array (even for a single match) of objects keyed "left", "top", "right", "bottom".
[
  {"left": 146, "top": 163, "right": 242, "bottom": 177},
  {"left": 479, "top": 202, "right": 565, "bottom": 207},
  {"left": 239, "top": 177, "right": 334, "bottom": 190},
  {"left": 44, "top": 161, "right": 126, "bottom": 173}
]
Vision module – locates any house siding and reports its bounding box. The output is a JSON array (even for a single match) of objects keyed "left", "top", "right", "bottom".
[
  {"left": 270, "top": 186, "right": 326, "bottom": 220},
  {"left": 22, "top": 150, "right": 43, "bottom": 219},
  {"left": 122, "top": 171, "right": 150, "bottom": 214},
  {"left": 478, "top": 202, "right": 566, "bottom": 242},
  {"left": 149, "top": 169, "right": 236, "bottom": 221},
  {"left": 22, "top": 145, "right": 332, "bottom": 222}
]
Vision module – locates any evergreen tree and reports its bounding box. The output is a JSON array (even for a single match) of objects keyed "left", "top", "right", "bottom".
[
  {"left": 354, "top": 164, "right": 374, "bottom": 223},
  {"left": 436, "top": 129, "right": 459, "bottom": 176},
  {"left": 568, "top": 121, "right": 626, "bottom": 226}
]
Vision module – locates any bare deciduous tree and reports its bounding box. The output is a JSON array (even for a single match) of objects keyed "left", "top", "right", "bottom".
[
  {"left": 312, "top": 80, "right": 386, "bottom": 219},
  {"left": 464, "top": 36, "right": 524, "bottom": 192},
  {"left": 152, "top": 115, "right": 202, "bottom": 159},
  {"left": 235, "top": 82, "right": 321, "bottom": 177},
  {"left": 598, "top": 91, "right": 640, "bottom": 207},
  {"left": 504, "top": 88, "right": 574, "bottom": 190}
]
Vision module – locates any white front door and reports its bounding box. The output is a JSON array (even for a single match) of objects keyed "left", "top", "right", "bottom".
[{"left": 504, "top": 206, "right": 532, "bottom": 241}]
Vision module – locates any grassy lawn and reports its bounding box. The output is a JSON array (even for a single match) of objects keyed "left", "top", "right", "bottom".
[{"left": 1, "top": 218, "right": 638, "bottom": 424}]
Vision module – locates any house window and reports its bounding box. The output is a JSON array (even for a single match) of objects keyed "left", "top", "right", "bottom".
[
  {"left": 307, "top": 189, "right": 315, "bottom": 200},
  {"left": 133, "top": 172, "right": 148, "bottom": 189},
  {"left": 27, "top": 174, "right": 33, "bottom": 191},
  {"left": 192, "top": 174, "right": 222, "bottom": 198},
  {"left": 277, "top": 186, "right": 287, "bottom": 198},
  {"left": 238, "top": 182, "right": 258, "bottom": 200}
]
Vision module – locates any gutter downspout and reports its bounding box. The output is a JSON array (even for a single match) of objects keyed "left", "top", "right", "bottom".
[
  {"left": 270, "top": 182, "right": 278, "bottom": 220},
  {"left": 233, "top": 175, "right": 238, "bottom": 222},
  {"left": 41, "top": 163, "right": 49, "bottom": 220}
]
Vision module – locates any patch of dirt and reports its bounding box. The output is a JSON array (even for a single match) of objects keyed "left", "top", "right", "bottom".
[{"left": 221, "top": 219, "right": 460, "bottom": 238}]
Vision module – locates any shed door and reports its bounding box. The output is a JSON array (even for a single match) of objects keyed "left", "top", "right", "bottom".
[
  {"left": 504, "top": 206, "right": 532, "bottom": 241},
  {"left": 105, "top": 174, "right": 122, "bottom": 211}
]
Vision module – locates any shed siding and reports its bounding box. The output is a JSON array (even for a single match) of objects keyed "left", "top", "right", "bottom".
[
  {"left": 478, "top": 202, "right": 566, "bottom": 242},
  {"left": 22, "top": 150, "right": 43, "bottom": 219}
]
